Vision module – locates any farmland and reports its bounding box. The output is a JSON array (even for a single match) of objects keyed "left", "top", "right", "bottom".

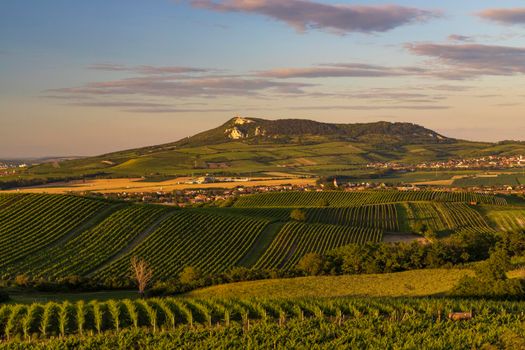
[
  {"left": 253, "top": 223, "right": 382, "bottom": 270},
  {"left": 0, "top": 190, "right": 520, "bottom": 282},
  {"left": 0, "top": 296, "right": 524, "bottom": 348}
]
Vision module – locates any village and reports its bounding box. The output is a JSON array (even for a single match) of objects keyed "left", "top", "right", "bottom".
[
  {"left": 0, "top": 162, "right": 26, "bottom": 176},
  {"left": 367, "top": 155, "right": 525, "bottom": 171}
]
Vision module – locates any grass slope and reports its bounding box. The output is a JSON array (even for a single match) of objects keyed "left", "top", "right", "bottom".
[{"left": 185, "top": 269, "right": 474, "bottom": 299}]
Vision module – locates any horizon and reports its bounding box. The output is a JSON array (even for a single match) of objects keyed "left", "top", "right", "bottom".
[{"left": 2, "top": 0, "right": 525, "bottom": 157}]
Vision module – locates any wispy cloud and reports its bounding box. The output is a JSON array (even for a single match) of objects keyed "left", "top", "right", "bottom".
[
  {"left": 190, "top": 0, "right": 441, "bottom": 34},
  {"left": 447, "top": 34, "right": 474, "bottom": 42},
  {"left": 88, "top": 63, "right": 210, "bottom": 75},
  {"left": 477, "top": 8, "right": 525, "bottom": 26},
  {"left": 49, "top": 74, "right": 315, "bottom": 99},
  {"left": 257, "top": 63, "right": 425, "bottom": 78},
  {"left": 405, "top": 43, "right": 525, "bottom": 78}
]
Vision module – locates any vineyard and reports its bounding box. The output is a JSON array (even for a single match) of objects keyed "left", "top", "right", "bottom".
[
  {"left": 1, "top": 205, "right": 173, "bottom": 280},
  {"left": 0, "top": 189, "right": 521, "bottom": 281},
  {"left": 254, "top": 222, "right": 382, "bottom": 270},
  {"left": 484, "top": 207, "right": 525, "bottom": 232},
  {"left": 0, "top": 194, "right": 111, "bottom": 269},
  {"left": 304, "top": 204, "right": 398, "bottom": 231},
  {"left": 233, "top": 190, "right": 508, "bottom": 208},
  {"left": 93, "top": 211, "right": 271, "bottom": 280},
  {"left": 0, "top": 296, "right": 524, "bottom": 347},
  {"left": 403, "top": 202, "right": 493, "bottom": 235}
]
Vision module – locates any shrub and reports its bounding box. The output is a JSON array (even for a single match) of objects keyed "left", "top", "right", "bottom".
[
  {"left": 179, "top": 266, "right": 202, "bottom": 285},
  {"left": 297, "top": 253, "right": 325, "bottom": 276},
  {"left": 290, "top": 209, "right": 307, "bottom": 222}
]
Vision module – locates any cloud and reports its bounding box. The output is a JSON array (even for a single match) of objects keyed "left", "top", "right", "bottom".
[
  {"left": 477, "top": 8, "right": 525, "bottom": 25},
  {"left": 405, "top": 43, "right": 525, "bottom": 78},
  {"left": 257, "top": 63, "right": 425, "bottom": 78},
  {"left": 287, "top": 104, "right": 449, "bottom": 111},
  {"left": 447, "top": 34, "right": 474, "bottom": 42},
  {"left": 190, "top": 0, "right": 440, "bottom": 34},
  {"left": 88, "top": 63, "right": 210, "bottom": 75},
  {"left": 49, "top": 75, "right": 315, "bottom": 99}
]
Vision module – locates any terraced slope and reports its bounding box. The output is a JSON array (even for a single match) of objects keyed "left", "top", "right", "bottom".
[
  {"left": 0, "top": 194, "right": 111, "bottom": 269},
  {"left": 234, "top": 190, "right": 507, "bottom": 208},
  {"left": 254, "top": 222, "right": 382, "bottom": 270},
  {"left": 93, "top": 211, "right": 271, "bottom": 280}
]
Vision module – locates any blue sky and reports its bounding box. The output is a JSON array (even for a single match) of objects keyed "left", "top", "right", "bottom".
[{"left": 1, "top": 0, "right": 525, "bottom": 157}]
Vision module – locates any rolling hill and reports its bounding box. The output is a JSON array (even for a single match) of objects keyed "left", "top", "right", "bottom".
[
  {"left": 0, "top": 190, "right": 521, "bottom": 282},
  {"left": 7, "top": 117, "right": 525, "bottom": 185}
]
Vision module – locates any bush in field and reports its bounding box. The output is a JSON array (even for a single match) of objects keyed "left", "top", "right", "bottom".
[
  {"left": 296, "top": 253, "right": 325, "bottom": 276},
  {"left": 451, "top": 248, "right": 525, "bottom": 298},
  {"left": 179, "top": 266, "right": 202, "bottom": 285},
  {"left": 290, "top": 209, "right": 307, "bottom": 222}
]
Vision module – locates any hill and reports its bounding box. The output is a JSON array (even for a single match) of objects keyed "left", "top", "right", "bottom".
[
  {"left": 0, "top": 190, "right": 522, "bottom": 283},
  {"left": 6, "top": 117, "right": 525, "bottom": 185}
]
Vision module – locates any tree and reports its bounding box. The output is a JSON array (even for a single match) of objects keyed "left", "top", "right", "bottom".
[
  {"left": 130, "top": 256, "right": 154, "bottom": 297},
  {"left": 290, "top": 209, "right": 307, "bottom": 222},
  {"left": 476, "top": 247, "right": 511, "bottom": 283},
  {"left": 179, "top": 266, "right": 202, "bottom": 285},
  {"left": 297, "top": 253, "right": 325, "bottom": 275}
]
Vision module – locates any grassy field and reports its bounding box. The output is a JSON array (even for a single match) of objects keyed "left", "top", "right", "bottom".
[{"left": 185, "top": 269, "right": 474, "bottom": 299}]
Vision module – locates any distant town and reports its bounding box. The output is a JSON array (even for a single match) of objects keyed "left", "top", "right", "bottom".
[{"left": 367, "top": 155, "right": 525, "bottom": 171}]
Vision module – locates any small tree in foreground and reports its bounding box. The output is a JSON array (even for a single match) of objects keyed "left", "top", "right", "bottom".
[{"left": 131, "top": 256, "right": 154, "bottom": 297}]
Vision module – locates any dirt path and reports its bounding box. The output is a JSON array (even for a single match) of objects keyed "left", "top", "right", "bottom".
[
  {"left": 383, "top": 232, "right": 429, "bottom": 244},
  {"left": 86, "top": 210, "right": 179, "bottom": 277},
  {"left": 237, "top": 221, "right": 285, "bottom": 267}
]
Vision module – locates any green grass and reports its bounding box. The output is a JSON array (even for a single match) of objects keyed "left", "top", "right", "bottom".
[{"left": 185, "top": 269, "right": 474, "bottom": 299}]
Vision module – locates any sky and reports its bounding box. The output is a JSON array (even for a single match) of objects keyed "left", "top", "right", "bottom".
[{"left": 1, "top": 0, "right": 525, "bottom": 157}]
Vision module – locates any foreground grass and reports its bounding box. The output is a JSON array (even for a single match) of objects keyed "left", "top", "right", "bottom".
[{"left": 185, "top": 269, "right": 474, "bottom": 299}]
